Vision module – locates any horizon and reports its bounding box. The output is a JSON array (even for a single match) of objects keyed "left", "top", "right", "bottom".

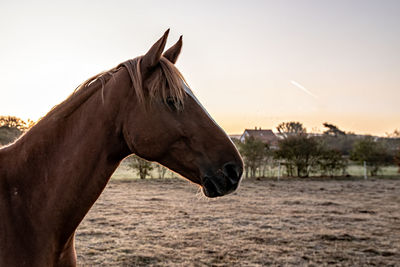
[
  {"left": 0, "top": 1, "right": 399, "bottom": 136},
  {"left": 2, "top": 114, "right": 397, "bottom": 138}
]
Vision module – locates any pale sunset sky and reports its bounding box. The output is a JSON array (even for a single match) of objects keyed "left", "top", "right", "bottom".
[{"left": 0, "top": 0, "right": 399, "bottom": 136}]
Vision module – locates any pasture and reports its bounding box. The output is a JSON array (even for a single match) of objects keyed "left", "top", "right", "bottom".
[{"left": 75, "top": 177, "right": 400, "bottom": 266}]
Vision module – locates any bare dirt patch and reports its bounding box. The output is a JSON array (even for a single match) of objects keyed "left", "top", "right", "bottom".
[{"left": 76, "top": 178, "right": 400, "bottom": 266}]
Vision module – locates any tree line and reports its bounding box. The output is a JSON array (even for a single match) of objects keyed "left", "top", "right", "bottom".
[
  {"left": 1, "top": 116, "right": 399, "bottom": 178},
  {"left": 237, "top": 122, "right": 400, "bottom": 178}
]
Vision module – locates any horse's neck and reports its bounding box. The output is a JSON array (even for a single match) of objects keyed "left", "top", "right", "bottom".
[{"left": 1, "top": 79, "right": 131, "bottom": 245}]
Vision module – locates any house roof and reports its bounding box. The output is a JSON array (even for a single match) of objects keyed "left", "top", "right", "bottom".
[
  {"left": 241, "top": 129, "right": 278, "bottom": 144},
  {"left": 229, "top": 134, "right": 242, "bottom": 140}
]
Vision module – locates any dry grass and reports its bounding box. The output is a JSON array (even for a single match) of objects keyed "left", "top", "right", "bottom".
[{"left": 75, "top": 178, "right": 400, "bottom": 266}]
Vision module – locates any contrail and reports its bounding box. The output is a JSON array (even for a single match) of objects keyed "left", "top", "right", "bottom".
[{"left": 290, "top": 80, "right": 318, "bottom": 99}]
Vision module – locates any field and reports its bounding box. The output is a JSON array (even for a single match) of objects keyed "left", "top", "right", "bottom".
[{"left": 75, "top": 177, "right": 400, "bottom": 266}]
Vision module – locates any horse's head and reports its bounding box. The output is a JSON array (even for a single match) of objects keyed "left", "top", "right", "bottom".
[{"left": 121, "top": 30, "right": 243, "bottom": 197}]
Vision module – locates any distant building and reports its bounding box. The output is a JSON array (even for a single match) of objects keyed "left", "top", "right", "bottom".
[{"left": 240, "top": 127, "right": 279, "bottom": 148}]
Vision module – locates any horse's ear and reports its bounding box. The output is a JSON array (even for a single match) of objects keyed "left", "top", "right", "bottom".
[
  {"left": 163, "top": 35, "right": 183, "bottom": 64},
  {"left": 141, "top": 29, "right": 169, "bottom": 76}
]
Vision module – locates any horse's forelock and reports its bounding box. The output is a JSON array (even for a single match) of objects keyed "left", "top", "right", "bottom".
[{"left": 121, "top": 56, "right": 187, "bottom": 106}]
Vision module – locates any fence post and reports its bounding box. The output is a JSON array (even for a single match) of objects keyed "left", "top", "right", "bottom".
[
  {"left": 363, "top": 161, "right": 367, "bottom": 180},
  {"left": 277, "top": 162, "right": 281, "bottom": 181}
]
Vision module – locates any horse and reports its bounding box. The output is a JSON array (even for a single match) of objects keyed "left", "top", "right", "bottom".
[{"left": 0, "top": 30, "right": 243, "bottom": 266}]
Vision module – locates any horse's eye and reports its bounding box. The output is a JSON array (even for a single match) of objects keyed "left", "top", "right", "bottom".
[{"left": 166, "top": 97, "right": 178, "bottom": 111}]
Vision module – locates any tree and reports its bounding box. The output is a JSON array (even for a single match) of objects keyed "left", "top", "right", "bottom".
[
  {"left": 386, "top": 129, "right": 400, "bottom": 138},
  {"left": 275, "top": 135, "right": 320, "bottom": 178},
  {"left": 0, "top": 127, "right": 21, "bottom": 146},
  {"left": 0, "top": 116, "right": 30, "bottom": 130},
  {"left": 238, "top": 136, "right": 269, "bottom": 178},
  {"left": 127, "top": 155, "right": 154, "bottom": 179},
  {"left": 317, "top": 133, "right": 360, "bottom": 157},
  {"left": 350, "top": 137, "right": 392, "bottom": 176},
  {"left": 323, "top": 122, "right": 346, "bottom": 137},
  {"left": 276, "top": 121, "right": 306, "bottom": 139},
  {"left": 317, "top": 148, "right": 347, "bottom": 177},
  {"left": 0, "top": 116, "right": 30, "bottom": 146},
  {"left": 154, "top": 163, "right": 168, "bottom": 179}
]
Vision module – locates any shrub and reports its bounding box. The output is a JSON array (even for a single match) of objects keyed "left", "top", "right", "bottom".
[
  {"left": 350, "top": 137, "right": 393, "bottom": 176},
  {"left": 127, "top": 155, "right": 154, "bottom": 179},
  {"left": 238, "top": 136, "right": 269, "bottom": 178},
  {"left": 274, "top": 135, "right": 320, "bottom": 178},
  {"left": 317, "top": 148, "right": 347, "bottom": 177}
]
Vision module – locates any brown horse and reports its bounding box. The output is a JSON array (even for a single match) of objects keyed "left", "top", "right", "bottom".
[{"left": 0, "top": 30, "right": 243, "bottom": 266}]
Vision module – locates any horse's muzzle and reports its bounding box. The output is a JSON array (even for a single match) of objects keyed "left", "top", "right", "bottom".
[{"left": 201, "top": 162, "right": 243, "bottom": 198}]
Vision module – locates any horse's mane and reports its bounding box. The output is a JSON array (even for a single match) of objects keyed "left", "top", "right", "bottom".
[{"left": 38, "top": 56, "right": 187, "bottom": 124}]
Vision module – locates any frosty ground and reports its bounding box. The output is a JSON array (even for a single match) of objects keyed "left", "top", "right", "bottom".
[{"left": 76, "top": 177, "right": 400, "bottom": 266}]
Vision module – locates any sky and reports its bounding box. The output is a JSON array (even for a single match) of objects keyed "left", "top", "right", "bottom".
[{"left": 0, "top": 0, "right": 399, "bottom": 136}]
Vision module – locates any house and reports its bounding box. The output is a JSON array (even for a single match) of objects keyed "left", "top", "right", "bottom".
[{"left": 240, "top": 128, "right": 279, "bottom": 148}]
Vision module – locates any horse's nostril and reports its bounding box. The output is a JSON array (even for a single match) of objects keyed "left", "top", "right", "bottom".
[{"left": 222, "top": 162, "right": 242, "bottom": 184}]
